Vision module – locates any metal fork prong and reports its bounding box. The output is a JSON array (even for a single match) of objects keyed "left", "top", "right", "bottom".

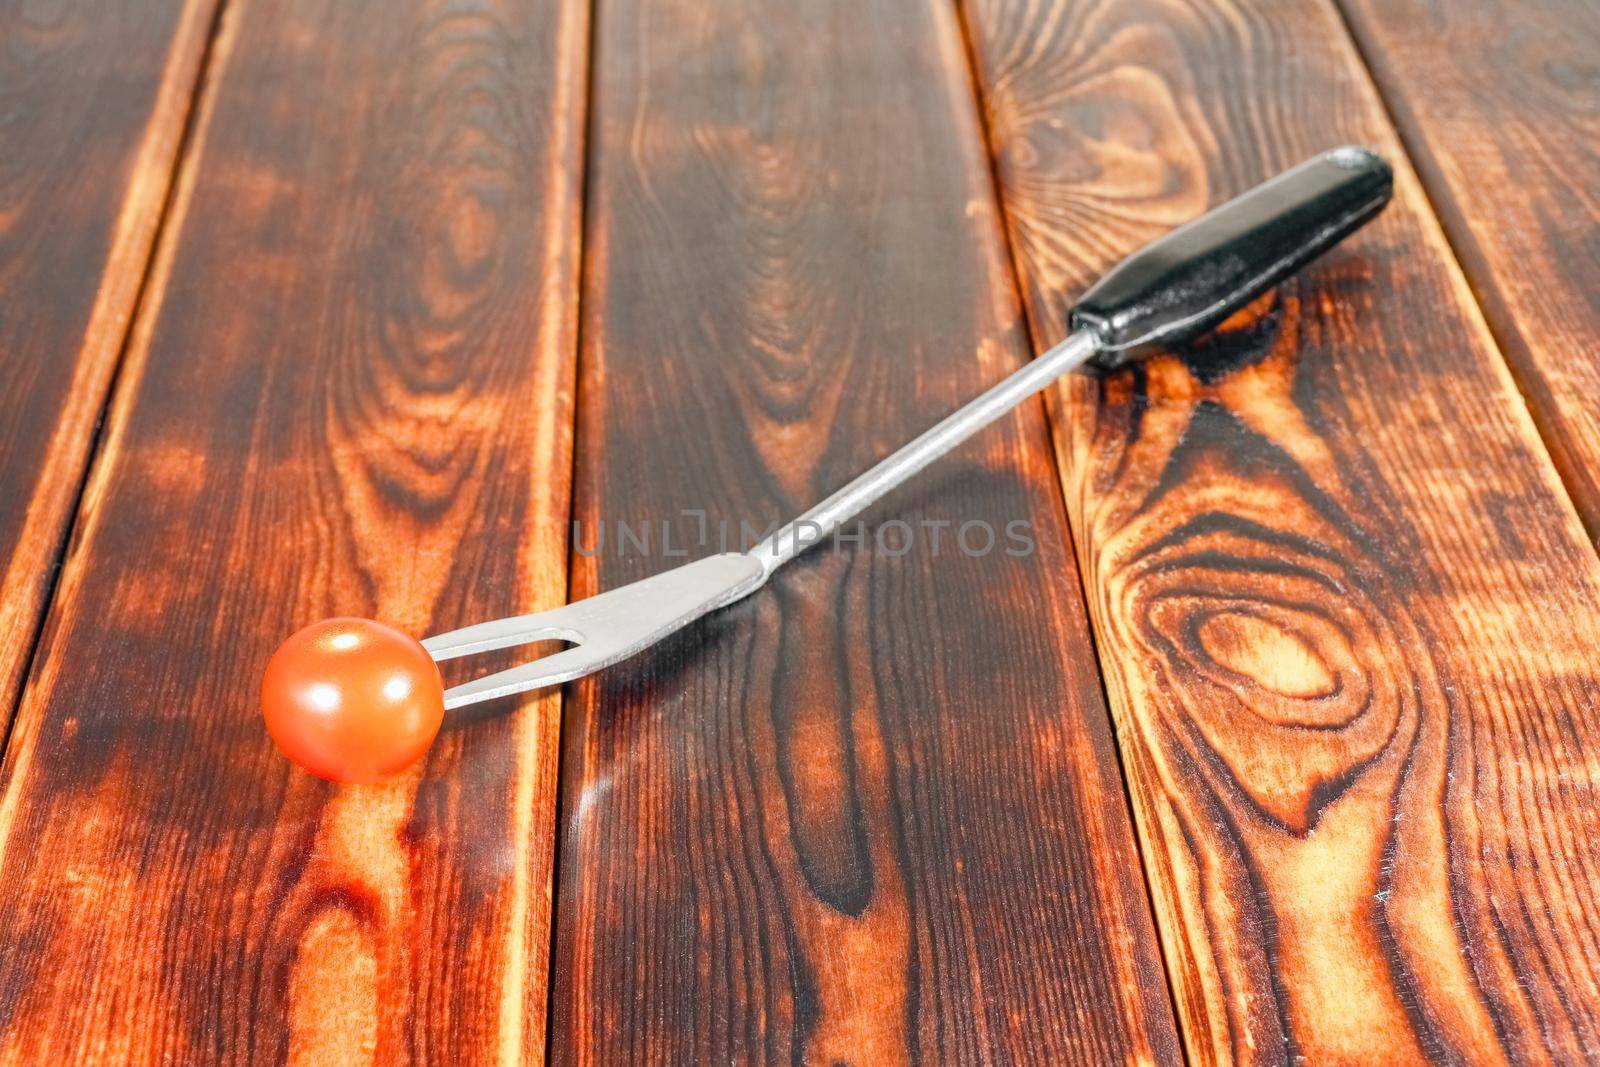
[
  {"left": 427, "top": 553, "right": 768, "bottom": 710},
  {"left": 421, "top": 608, "right": 586, "bottom": 662},
  {"left": 440, "top": 645, "right": 604, "bottom": 710}
]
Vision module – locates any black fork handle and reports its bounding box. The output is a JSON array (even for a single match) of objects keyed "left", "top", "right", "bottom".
[{"left": 1071, "top": 146, "right": 1394, "bottom": 368}]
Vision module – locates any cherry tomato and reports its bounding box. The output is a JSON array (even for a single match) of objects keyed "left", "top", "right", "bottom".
[{"left": 262, "top": 617, "right": 444, "bottom": 783}]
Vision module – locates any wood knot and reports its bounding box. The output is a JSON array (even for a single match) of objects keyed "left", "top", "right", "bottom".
[{"left": 1195, "top": 609, "right": 1337, "bottom": 700}]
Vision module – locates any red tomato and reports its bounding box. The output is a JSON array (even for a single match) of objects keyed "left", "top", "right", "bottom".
[{"left": 262, "top": 617, "right": 444, "bottom": 783}]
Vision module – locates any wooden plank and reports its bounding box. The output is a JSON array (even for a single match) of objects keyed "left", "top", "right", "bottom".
[
  {"left": 963, "top": 0, "right": 1600, "bottom": 1061},
  {"left": 551, "top": 0, "right": 1181, "bottom": 1062},
  {"left": 0, "top": 0, "right": 587, "bottom": 1060},
  {"left": 1337, "top": 0, "right": 1600, "bottom": 536},
  {"left": 0, "top": 0, "right": 219, "bottom": 728}
]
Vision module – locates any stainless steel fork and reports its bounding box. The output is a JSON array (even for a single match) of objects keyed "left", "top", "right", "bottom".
[{"left": 423, "top": 148, "right": 1393, "bottom": 710}]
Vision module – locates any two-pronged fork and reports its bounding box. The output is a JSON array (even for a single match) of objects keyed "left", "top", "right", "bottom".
[{"left": 263, "top": 147, "right": 1393, "bottom": 782}]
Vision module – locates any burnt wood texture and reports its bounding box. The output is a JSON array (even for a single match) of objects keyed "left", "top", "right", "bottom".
[
  {"left": 2, "top": 0, "right": 1598, "bottom": 1061},
  {"left": 1338, "top": 0, "right": 1600, "bottom": 537},
  {"left": 0, "top": 0, "right": 587, "bottom": 1061},
  {"left": 550, "top": 0, "right": 1180, "bottom": 1062},
  {"left": 0, "top": 0, "right": 219, "bottom": 732},
  {"left": 964, "top": 0, "right": 1600, "bottom": 1062}
]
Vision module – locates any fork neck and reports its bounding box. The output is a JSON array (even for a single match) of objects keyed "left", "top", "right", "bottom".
[{"left": 745, "top": 329, "right": 1100, "bottom": 579}]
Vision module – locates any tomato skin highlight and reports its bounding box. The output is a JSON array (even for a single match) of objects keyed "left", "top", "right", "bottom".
[{"left": 261, "top": 617, "right": 444, "bottom": 783}]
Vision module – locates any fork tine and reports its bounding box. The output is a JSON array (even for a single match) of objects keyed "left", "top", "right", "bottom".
[
  {"left": 429, "top": 553, "right": 766, "bottom": 710},
  {"left": 421, "top": 605, "right": 586, "bottom": 662},
  {"left": 440, "top": 644, "right": 603, "bottom": 709}
]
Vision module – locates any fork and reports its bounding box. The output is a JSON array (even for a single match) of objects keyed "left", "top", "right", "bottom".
[{"left": 422, "top": 147, "right": 1393, "bottom": 709}]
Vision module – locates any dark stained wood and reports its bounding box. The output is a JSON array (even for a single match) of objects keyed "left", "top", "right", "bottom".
[
  {"left": 551, "top": 0, "right": 1181, "bottom": 1062},
  {"left": 1337, "top": 0, "right": 1600, "bottom": 537},
  {"left": 963, "top": 0, "right": 1600, "bottom": 1061},
  {"left": 0, "top": 0, "right": 219, "bottom": 730},
  {"left": 0, "top": 0, "right": 587, "bottom": 1060}
]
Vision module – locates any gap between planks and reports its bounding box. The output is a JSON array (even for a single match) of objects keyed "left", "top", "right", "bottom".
[
  {"left": 946, "top": 0, "right": 1194, "bottom": 1055},
  {"left": 1325, "top": 0, "right": 1600, "bottom": 561},
  {"left": 543, "top": 0, "right": 606, "bottom": 1058},
  {"left": 0, "top": 0, "right": 235, "bottom": 773}
]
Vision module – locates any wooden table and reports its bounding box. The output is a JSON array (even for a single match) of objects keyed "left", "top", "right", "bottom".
[{"left": 1, "top": 0, "right": 1596, "bottom": 1061}]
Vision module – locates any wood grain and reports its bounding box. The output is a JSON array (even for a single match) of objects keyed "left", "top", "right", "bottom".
[
  {"left": 551, "top": 0, "right": 1182, "bottom": 1062},
  {"left": 963, "top": 0, "right": 1600, "bottom": 1061},
  {"left": 1337, "top": 0, "right": 1600, "bottom": 538},
  {"left": 0, "top": 0, "right": 219, "bottom": 733},
  {"left": 0, "top": 0, "right": 586, "bottom": 1060}
]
